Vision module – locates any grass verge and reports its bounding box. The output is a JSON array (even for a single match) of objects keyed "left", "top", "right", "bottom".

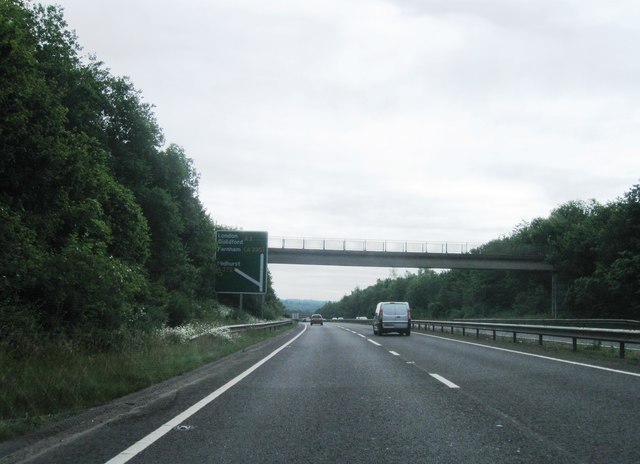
[{"left": 0, "top": 323, "right": 294, "bottom": 442}]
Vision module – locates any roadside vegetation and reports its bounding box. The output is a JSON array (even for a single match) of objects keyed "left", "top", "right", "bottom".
[
  {"left": 0, "top": 1, "right": 286, "bottom": 441},
  {"left": 0, "top": 1, "right": 285, "bottom": 346},
  {"left": 0, "top": 311, "right": 294, "bottom": 441},
  {"left": 321, "top": 186, "right": 640, "bottom": 321}
]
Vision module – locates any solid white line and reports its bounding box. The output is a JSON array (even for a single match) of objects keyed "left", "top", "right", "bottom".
[
  {"left": 389, "top": 351, "right": 400, "bottom": 356},
  {"left": 430, "top": 373, "right": 460, "bottom": 389},
  {"left": 358, "top": 334, "right": 366, "bottom": 338},
  {"left": 416, "top": 332, "right": 640, "bottom": 378},
  {"left": 368, "top": 339, "right": 382, "bottom": 347},
  {"left": 104, "top": 324, "right": 308, "bottom": 464}
]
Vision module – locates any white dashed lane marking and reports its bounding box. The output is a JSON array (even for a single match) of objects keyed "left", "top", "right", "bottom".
[
  {"left": 430, "top": 373, "right": 460, "bottom": 389},
  {"left": 341, "top": 326, "right": 462, "bottom": 390}
]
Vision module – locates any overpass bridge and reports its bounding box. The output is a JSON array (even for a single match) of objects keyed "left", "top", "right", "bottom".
[{"left": 268, "top": 237, "right": 554, "bottom": 272}]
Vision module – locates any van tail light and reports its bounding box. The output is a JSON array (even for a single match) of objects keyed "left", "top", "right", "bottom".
[
  {"left": 379, "top": 309, "right": 383, "bottom": 321},
  {"left": 407, "top": 308, "right": 411, "bottom": 319}
]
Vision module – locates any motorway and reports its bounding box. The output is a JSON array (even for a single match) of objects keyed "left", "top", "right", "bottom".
[{"left": 6, "top": 322, "right": 640, "bottom": 463}]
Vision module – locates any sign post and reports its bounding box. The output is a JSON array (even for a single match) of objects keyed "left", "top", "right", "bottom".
[{"left": 215, "top": 230, "right": 268, "bottom": 295}]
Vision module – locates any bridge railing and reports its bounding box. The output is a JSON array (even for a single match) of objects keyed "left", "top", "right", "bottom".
[{"left": 269, "top": 237, "right": 483, "bottom": 254}]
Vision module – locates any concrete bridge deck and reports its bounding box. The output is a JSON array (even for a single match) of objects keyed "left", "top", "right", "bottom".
[{"left": 268, "top": 237, "right": 553, "bottom": 272}]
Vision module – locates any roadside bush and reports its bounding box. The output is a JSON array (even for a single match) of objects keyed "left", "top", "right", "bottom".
[{"left": 37, "top": 238, "right": 148, "bottom": 346}]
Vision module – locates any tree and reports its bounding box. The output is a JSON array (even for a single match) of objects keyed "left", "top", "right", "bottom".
[{"left": 0, "top": 1, "right": 239, "bottom": 344}]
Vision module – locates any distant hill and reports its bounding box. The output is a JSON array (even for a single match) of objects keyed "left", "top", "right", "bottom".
[{"left": 281, "top": 299, "right": 329, "bottom": 315}]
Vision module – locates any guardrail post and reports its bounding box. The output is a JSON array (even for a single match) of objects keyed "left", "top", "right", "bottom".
[
  {"left": 492, "top": 330, "right": 496, "bottom": 340},
  {"left": 539, "top": 334, "right": 543, "bottom": 345},
  {"left": 572, "top": 338, "right": 577, "bottom": 352},
  {"left": 476, "top": 328, "right": 480, "bottom": 338},
  {"left": 513, "top": 332, "right": 517, "bottom": 343},
  {"left": 620, "top": 342, "right": 626, "bottom": 359}
]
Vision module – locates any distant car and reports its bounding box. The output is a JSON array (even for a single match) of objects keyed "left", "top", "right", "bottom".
[
  {"left": 310, "top": 314, "right": 323, "bottom": 326},
  {"left": 372, "top": 302, "right": 411, "bottom": 336}
]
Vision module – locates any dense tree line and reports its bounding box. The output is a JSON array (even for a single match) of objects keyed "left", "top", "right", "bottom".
[
  {"left": 321, "top": 186, "right": 640, "bottom": 321},
  {"left": 0, "top": 1, "right": 281, "bottom": 348}
]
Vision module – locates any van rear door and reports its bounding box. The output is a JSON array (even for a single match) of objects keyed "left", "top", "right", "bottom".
[{"left": 380, "top": 302, "right": 409, "bottom": 329}]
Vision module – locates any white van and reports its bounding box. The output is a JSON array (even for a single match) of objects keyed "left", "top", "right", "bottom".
[{"left": 372, "top": 302, "right": 411, "bottom": 336}]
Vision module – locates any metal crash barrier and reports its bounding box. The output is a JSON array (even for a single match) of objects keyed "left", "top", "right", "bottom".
[
  {"left": 343, "top": 318, "right": 640, "bottom": 358},
  {"left": 411, "top": 320, "right": 640, "bottom": 359}
]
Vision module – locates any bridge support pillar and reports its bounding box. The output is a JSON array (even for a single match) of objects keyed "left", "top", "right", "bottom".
[{"left": 551, "top": 273, "right": 558, "bottom": 318}]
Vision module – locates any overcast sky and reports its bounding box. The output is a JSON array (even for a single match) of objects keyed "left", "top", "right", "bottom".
[{"left": 45, "top": 0, "right": 640, "bottom": 301}]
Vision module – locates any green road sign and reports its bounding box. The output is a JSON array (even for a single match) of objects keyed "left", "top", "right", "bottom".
[{"left": 216, "top": 230, "right": 268, "bottom": 294}]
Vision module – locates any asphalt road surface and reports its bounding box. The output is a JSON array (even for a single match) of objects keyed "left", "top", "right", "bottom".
[{"left": 5, "top": 322, "right": 640, "bottom": 463}]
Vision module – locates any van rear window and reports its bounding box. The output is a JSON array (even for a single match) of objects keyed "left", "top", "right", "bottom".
[{"left": 381, "top": 303, "right": 408, "bottom": 315}]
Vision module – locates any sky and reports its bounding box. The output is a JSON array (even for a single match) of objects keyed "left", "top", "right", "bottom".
[{"left": 43, "top": 0, "right": 640, "bottom": 301}]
